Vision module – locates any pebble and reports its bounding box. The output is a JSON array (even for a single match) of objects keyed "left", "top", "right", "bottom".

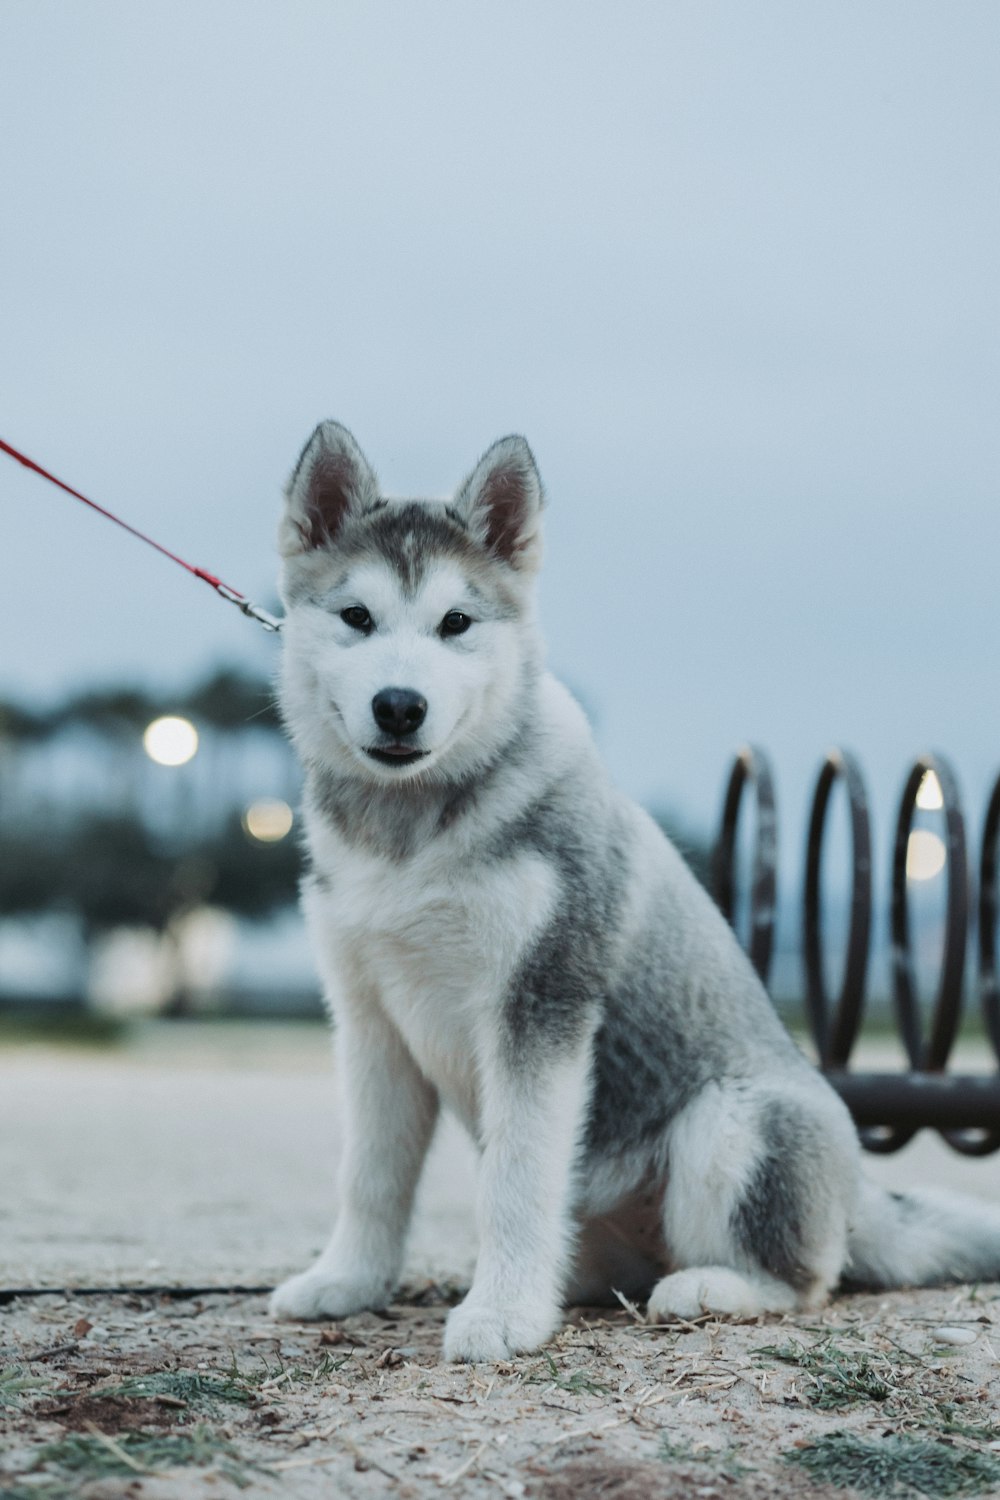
[{"left": 932, "top": 1325, "right": 978, "bottom": 1346}]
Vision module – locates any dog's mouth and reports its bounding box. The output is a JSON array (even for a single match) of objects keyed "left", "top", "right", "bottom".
[{"left": 365, "top": 744, "right": 429, "bottom": 768}]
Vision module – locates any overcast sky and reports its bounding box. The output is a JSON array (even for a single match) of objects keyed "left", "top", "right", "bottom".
[{"left": 2, "top": 1, "right": 998, "bottom": 897}]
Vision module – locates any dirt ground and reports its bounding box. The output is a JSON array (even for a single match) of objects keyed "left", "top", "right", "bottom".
[{"left": 3, "top": 1023, "right": 1000, "bottom": 1499}]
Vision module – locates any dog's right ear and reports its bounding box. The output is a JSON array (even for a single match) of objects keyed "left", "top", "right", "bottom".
[{"left": 279, "top": 422, "right": 380, "bottom": 556}]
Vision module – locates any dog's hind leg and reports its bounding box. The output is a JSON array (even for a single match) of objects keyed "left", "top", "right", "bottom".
[{"left": 649, "top": 1079, "right": 858, "bottom": 1322}]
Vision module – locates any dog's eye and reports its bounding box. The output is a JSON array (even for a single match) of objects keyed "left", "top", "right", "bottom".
[
  {"left": 440, "top": 611, "right": 472, "bottom": 637},
  {"left": 340, "top": 606, "right": 372, "bottom": 632}
]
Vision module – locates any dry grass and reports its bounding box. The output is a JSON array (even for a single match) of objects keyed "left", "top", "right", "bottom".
[{"left": 2, "top": 1283, "right": 999, "bottom": 1498}]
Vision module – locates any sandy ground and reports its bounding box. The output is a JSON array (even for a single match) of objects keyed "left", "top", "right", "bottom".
[{"left": 3, "top": 1022, "right": 1000, "bottom": 1498}]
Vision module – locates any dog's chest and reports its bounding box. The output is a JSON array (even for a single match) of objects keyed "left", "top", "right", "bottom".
[{"left": 313, "top": 834, "right": 558, "bottom": 1120}]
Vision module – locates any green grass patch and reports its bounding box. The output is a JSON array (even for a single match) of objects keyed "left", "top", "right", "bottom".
[
  {"left": 0, "top": 1365, "right": 50, "bottom": 1407},
  {"left": 33, "top": 1424, "right": 257, "bottom": 1487},
  {"left": 916, "top": 1403, "right": 1000, "bottom": 1445},
  {"left": 102, "top": 1368, "right": 258, "bottom": 1409},
  {"left": 1, "top": 1483, "right": 80, "bottom": 1500},
  {"left": 240, "top": 1350, "right": 353, "bottom": 1389},
  {"left": 0, "top": 1012, "right": 127, "bottom": 1049},
  {"left": 660, "top": 1436, "right": 751, "bottom": 1476},
  {"left": 524, "top": 1351, "right": 610, "bottom": 1396},
  {"left": 755, "top": 1335, "right": 894, "bottom": 1408},
  {"left": 786, "top": 1432, "right": 1000, "bottom": 1497}
]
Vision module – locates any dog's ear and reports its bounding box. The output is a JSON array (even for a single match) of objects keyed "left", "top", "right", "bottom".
[
  {"left": 280, "top": 422, "right": 380, "bottom": 556},
  {"left": 453, "top": 435, "right": 544, "bottom": 571}
]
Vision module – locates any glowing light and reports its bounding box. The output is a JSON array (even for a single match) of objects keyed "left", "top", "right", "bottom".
[
  {"left": 143, "top": 716, "right": 199, "bottom": 766},
  {"left": 243, "top": 798, "right": 294, "bottom": 843},
  {"left": 906, "top": 829, "right": 947, "bottom": 882},
  {"left": 916, "top": 771, "right": 944, "bottom": 811}
]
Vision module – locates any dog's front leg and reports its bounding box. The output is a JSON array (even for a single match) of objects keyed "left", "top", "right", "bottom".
[
  {"left": 444, "top": 1028, "right": 592, "bottom": 1362},
  {"left": 271, "top": 1001, "right": 438, "bottom": 1321}
]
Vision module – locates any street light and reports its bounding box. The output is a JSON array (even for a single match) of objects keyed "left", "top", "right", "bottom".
[
  {"left": 916, "top": 771, "right": 943, "bottom": 811},
  {"left": 242, "top": 798, "right": 294, "bottom": 842},
  {"left": 906, "top": 829, "right": 946, "bottom": 882},
  {"left": 143, "top": 715, "right": 199, "bottom": 767}
]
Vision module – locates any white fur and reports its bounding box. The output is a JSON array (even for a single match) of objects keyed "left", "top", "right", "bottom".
[
  {"left": 648, "top": 1267, "right": 799, "bottom": 1321},
  {"left": 444, "top": 1030, "right": 595, "bottom": 1361},
  {"left": 270, "top": 425, "right": 1000, "bottom": 1362},
  {"left": 279, "top": 553, "right": 532, "bottom": 790},
  {"left": 274, "top": 661, "right": 591, "bottom": 1356}
]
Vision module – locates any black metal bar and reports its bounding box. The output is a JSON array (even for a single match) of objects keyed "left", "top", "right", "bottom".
[
  {"left": 715, "top": 746, "right": 1000, "bottom": 1156},
  {"left": 714, "top": 746, "right": 777, "bottom": 986},
  {"left": 827, "top": 1073, "right": 1000, "bottom": 1133},
  {"left": 802, "top": 748, "right": 872, "bottom": 1070},
  {"left": 978, "top": 770, "right": 1000, "bottom": 1061},
  {"left": 890, "top": 755, "right": 968, "bottom": 1072}
]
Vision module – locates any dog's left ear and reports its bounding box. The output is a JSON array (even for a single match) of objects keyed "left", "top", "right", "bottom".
[
  {"left": 453, "top": 435, "right": 544, "bottom": 571},
  {"left": 280, "top": 421, "right": 380, "bottom": 557}
]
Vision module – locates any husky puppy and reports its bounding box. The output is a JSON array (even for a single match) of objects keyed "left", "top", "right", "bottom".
[{"left": 271, "top": 422, "right": 1000, "bottom": 1362}]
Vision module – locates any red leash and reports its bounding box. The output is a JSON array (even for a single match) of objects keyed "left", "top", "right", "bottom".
[{"left": 0, "top": 435, "right": 282, "bottom": 632}]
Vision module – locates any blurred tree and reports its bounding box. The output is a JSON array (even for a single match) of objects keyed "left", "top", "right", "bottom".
[
  {"left": 183, "top": 668, "right": 282, "bottom": 731},
  {"left": 0, "top": 701, "right": 51, "bottom": 742},
  {"left": 210, "top": 813, "right": 302, "bottom": 916},
  {"left": 0, "top": 667, "right": 282, "bottom": 742},
  {"left": 53, "top": 687, "right": 158, "bottom": 738},
  {"left": 0, "top": 812, "right": 300, "bottom": 932},
  {"left": 0, "top": 667, "right": 300, "bottom": 1011}
]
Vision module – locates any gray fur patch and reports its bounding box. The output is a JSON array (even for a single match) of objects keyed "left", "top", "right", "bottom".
[
  {"left": 585, "top": 984, "right": 704, "bottom": 1158},
  {"left": 324, "top": 502, "right": 520, "bottom": 614},
  {"left": 730, "top": 1099, "right": 818, "bottom": 1292},
  {"left": 306, "top": 710, "right": 538, "bottom": 861},
  {"left": 493, "top": 791, "right": 629, "bottom": 1064}
]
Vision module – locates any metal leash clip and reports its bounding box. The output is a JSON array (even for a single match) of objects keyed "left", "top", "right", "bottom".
[{"left": 213, "top": 583, "right": 284, "bottom": 633}]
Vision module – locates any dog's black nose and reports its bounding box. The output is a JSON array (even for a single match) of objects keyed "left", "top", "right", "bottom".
[{"left": 371, "top": 688, "right": 428, "bottom": 737}]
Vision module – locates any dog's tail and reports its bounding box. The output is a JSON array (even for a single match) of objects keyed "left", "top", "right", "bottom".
[{"left": 843, "top": 1177, "right": 1000, "bottom": 1289}]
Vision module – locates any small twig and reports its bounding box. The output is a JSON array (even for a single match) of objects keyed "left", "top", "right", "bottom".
[
  {"left": 534, "top": 1417, "right": 627, "bottom": 1453},
  {"left": 611, "top": 1288, "right": 644, "bottom": 1322},
  {"left": 30, "top": 1341, "right": 80, "bottom": 1362},
  {"left": 82, "top": 1421, "right": 151, "bottom": 1475},
  {"left": 342, "top": 1439, "right": 400, "bottom": 1481},
  {"left": 441, "top": 1440, "right": 489, "bottom": 1487},
  {"left": 270, "top": 1452, "right": 343, "bottom": 1472}
]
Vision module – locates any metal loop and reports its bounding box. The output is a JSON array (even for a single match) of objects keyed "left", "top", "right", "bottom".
[
  {"left": 714, "top": 746, "right": 1000, "bottom": 1156},
  {"left": 890, "top": 754, "right": 984, "bottom": 1153},
  {"left": 890, "top": 754, "right": 969, "bottom": 1070},
  {"left": 978, "top": 771, "right": 1000, "bottom": 1064},
  {"left": 954, "top": 772, "right": 1000, "bottom": 1155},
  {"left": 713, "top": 746, "right": 778, "bottom": 985},
  {"left": 802, "top": 749, "right": 872, "bottom": 1070}
]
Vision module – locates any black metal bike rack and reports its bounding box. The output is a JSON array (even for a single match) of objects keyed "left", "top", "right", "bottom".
[{"left": 715, "top": 746, "right": 1000, "bottom": 1155}]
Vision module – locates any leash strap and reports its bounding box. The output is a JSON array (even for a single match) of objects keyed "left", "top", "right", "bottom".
[{"left": 0, "top": 435, "right": 282, "bottom": 633}]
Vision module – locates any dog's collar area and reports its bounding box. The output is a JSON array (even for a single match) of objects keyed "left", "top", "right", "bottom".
[{"left": 366, "top": 746, "right": 429, "bottom": 766}]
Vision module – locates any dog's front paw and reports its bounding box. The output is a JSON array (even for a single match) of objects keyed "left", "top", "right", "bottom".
[
  {"left": 270, "top": 1267, "right": 389, "bottom": 1322},
  {"left": 443, "top": 1296, "right": 559, "bottom": 1363}
]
